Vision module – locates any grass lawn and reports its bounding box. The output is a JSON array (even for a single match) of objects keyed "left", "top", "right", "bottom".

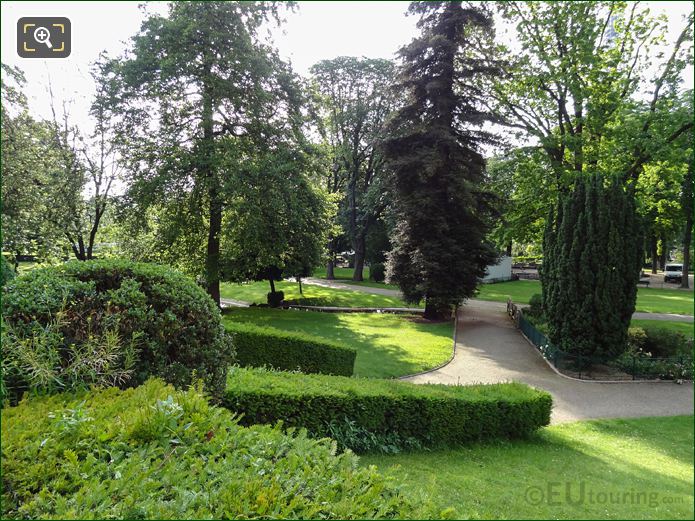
[
  {"left": 475, "top": 280, "right": 694, "bottom": 316},
  {"left": 362, "top": 415, "right": 694, "bottom": 520},
  {"left": 220, "top": 280, "right": 410, "bottom": 308},
  {"left": 630, "top": 320, "right": 694, "bottom": 339},
  {"left": 222, "top": 307, "right": 453, "bottom": 378},
  {"left": 312, "top": 266, "right": 400, "bottom": 291}
]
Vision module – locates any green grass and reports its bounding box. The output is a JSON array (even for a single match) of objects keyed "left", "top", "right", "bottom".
[
  {"left": 362, "top": 415, "right": 694, "bottom": 520},
  {"left": 311, "top": 266, "right": 400, "bottom": 290},
  {"left": 220, "top": 280, "right": 410, "bottom": 308},
  {"left": 475, "top": 280, "right": 694, "bottom": 316},
  {"left": 630, "top": 320, "right": 694, "bottom": 339},
  {"left": 222, "top": 307, "right": 453, "bottom": 378}
]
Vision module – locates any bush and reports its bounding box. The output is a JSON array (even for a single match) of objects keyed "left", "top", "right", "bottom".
[
  {"left": 224, "top": 367, "right": 552, "bottom": 451},
  {"left": 370, "top": 262, "right": 386, "bottom": 283},
  {"left": 226, "top": 321, "right": 356, "bottom": 376},
  {"left": 1, "top": 379, "right": 443, "bottom": 519},
  {"left": 528, "top": 293, "right": 543, "bottom": 316},
  {"left": 1, "top": 256, "right": 15, "bottom": 286},
  {"left": 267, "top": 290, "right": 285, "bottom": 307},
  {"left": 2, "top": 260, "right": 233, "bottom": 402}
]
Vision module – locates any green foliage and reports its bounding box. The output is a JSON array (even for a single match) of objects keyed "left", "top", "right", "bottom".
[
  {"left": 224, "top": 367, "right": 552, "bottom": 451},
  {"left": 527, "top": 293, "right": 543, "bottom": 316},
  {"left": 2, "top": 260, "right": 233, "bottom": 401},
  {"left": 267, "top": 290, "right": 285, "bottom": 307},
  {"left": 1, "top": 256, "right": 15, "bottom": 286},
  {"left": 628, "top": 326, "right": 692, "bottom": 358},
  {"left": 2, "top": 313, "right": 139, "bottom": 401},
  {"left": 381, "top": 2, "right": 499, "bottom": 318},
  {"left": 542, "top": 175, "right": 642, "bottom": 360},
  {"left": 1, "top": 379, "right": 440, "bottom": 519},
  {"left": 326, "top": 416, "right": 424, "bottom": 455},
  {"left": 369, "top": 262, "right": 386, "bottom": 283},
  {"left": 225, "top": 321, "right": 356, "bottom": 376}
]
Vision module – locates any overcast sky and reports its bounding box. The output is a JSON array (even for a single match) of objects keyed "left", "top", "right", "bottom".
[{"left": 1, "top": 1, "right": 693, "bottom": 138}]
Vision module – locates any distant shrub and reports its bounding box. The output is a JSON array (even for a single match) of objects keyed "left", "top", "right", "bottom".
[
  {"left": 528, "top": 293, "right": 543, "bottom": 316},
  {"left": 2, "top": 260, "right": 233, "bottom": 402},
  {"left": 370, "top": 263, "right": 386, "bottom": 283},
  {"left": 226, "top": 321, "right": 355, "bottom": 376},
  {"left": 1, "top": 256, "right": 15, "bottom": 286},
  {"left": 267, "top": 290, "right": 285, "bottom": 307},
  {"left": 224, "top": 367, "right": 552, "bottom": 451},
  {"left": 1, "top": 379, "right": 442, "bottom": 519}
]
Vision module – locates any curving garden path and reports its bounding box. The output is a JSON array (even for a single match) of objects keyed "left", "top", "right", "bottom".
[{"left": 404, "top": 300, "right": 694, "bottom": 424}]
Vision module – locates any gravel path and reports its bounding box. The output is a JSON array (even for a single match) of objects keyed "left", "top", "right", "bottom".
[
  {"left": 404, "top": 301, "right": 693, "bottom": 424},
  {"left": 302, "top": 278, "right": 694, "bottom": 322}
]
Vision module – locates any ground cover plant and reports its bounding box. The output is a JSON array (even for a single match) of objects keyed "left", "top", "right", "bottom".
[
  {"left": 1, "top": 379, "right": 442, "bottom": 520},
  {"left": 2, "top": 260, "right": 233, "bottom": 401},
  {"left": 224, "top": 366, "right": 552, "bottom": 452},
  {"left": 362, "top": 415, "right": 694, "bottom": 520},
  {"left": 222, "top": 308, "right": 453, "bottom": 378},
  {"left": 221, "top": 280, "right": 409, "bottom": 308}
]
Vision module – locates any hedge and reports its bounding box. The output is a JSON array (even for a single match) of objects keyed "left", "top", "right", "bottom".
[
  {"left": 226, "top": 321, "right": 356, "bottom": 376},
  {"left": 1, "top": 379, "right": 444, "bottom": 519},
  {"left": 224, "top": 367, "right": 552, "bottom": 449}
]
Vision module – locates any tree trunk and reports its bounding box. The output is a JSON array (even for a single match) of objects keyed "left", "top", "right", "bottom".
[
  {"left": 202, "top": 71, "right": 221, "bottom": 307},
  {"left": 269, "top": 278, "right": 276, "bottom": 294},
  {"left": 326, "top": 260, "right": 335, "bottom": 280},
  {"left": 659, "top": 233, "right": 667, "bottom": 270},
  {"left": 650, "top": 235, "right": 658, "bottom": 273},
  {"left": 423, "top": 296, "right": 448, "bottom": 321},
  {"left": 681, "top": 166, "right": 692, "bottom": 289},
  {"left": 506, "top": 241, "right": 512, "bottom": 257},
  {"left": 352, "top": 234, "right": 366, "bottom": 281}
]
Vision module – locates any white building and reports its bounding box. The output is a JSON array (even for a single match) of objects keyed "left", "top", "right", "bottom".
[{"left": 482, "top": 255, "right": 513, "bottom": 283}]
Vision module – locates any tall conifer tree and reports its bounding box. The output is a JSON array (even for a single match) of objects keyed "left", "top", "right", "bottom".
[{"left": 382, "top": 1, "right": 499, "bottom": 319}]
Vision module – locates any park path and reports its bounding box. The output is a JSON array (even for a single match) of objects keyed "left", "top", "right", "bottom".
[
  {"left": 301, "top": 278, "right": 694, "bottom": 322},
  {"left": 404, "top": 301, "right": 694, "bottom": 424}
]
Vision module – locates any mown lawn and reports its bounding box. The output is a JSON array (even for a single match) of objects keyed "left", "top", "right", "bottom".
[
  {"left": 222, "top": 307, "right": 453, "bottom": 378},
  {"left": 362, "top": 415, "right": 694, "bottom": 520},
  {"left": 475, "top": 280, "right": 694, "bottom": 316},
  {"left": 312, "top": 266, "right": 400, "bottom": 291},
  {"left": 630, "top": 320, "right": 694, "bottom": 339},
  {"left": 220, "top": 280, "right": 410, "bottom": 308}
]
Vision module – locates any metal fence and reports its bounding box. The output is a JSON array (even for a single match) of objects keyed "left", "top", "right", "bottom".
[{"left": 507, "top": 299, "right": 693, "bottom": 381}]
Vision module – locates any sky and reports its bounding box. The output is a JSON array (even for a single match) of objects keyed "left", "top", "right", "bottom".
[{"left": 1, "top": 0, "right": 693, "bottom": 138}]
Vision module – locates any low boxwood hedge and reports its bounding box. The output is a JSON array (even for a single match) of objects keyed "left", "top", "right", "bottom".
[
  {"left": 1, "top": 379, "right": 446, "bottom": 519},
  {"left": 224, "top": 367, "right": 552, "bottom": 450},
  {"left": 226, "top": 321, "right": 356, "bottom": 376}
]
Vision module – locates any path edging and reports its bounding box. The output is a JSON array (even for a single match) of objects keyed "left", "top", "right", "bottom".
[{"left": 397, "top": 307, "right": 459, "bottom": 380}]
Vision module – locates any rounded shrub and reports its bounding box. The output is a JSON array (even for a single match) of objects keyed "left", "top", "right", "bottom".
[
  {"left": 527, "top": 293, "right": 543, "bottom": 316},
  {"left": 1, "top": 256, "right": 15, "bottom": 286},
  {"left": 2, "top": 259, "right": 233, "bottom": 401},
  {"left": 267, "top": 290, "right": 285, "bottom": 307},
  {"left": 370, "top": 262, "right": 386, "bottom": 283}
]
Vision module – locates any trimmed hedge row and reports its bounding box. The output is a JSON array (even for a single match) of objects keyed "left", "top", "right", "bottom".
[
  {"left": 224, "top": 367, "right": 552, "bottom": 448},
  {"left": 226, "top": 321, "right": 356, "bottom": 376},
  {"left": 2, "top": 379, "right": 440, "bottom": 519}
]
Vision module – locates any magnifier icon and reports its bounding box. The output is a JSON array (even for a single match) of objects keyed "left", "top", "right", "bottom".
[{"left": 33, "top": 26, "right": 52, "bottom": 49}]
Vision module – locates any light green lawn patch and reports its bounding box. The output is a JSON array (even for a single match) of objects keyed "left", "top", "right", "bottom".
[
  {"left": 220, "top": 280, "right": 410, "bottom": 308},
  {"left": 222, "top": 307, "right": 453, "bottom": 378},
  {"left": 312, "top": 266, "right": 400, "bottom": 291},
  {"left": 362, "top": 415, "right": 694, "bottom": 520},
  {"left": 475, "top": 280, "right": 694, "bottom": 316},
  {"left": 630, "top": 320, "right": 694, "bottom": 339}
]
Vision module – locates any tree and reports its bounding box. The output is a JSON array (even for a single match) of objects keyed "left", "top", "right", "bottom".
[
  {"left": 490, "top": 2, "right": 692, "bottom": 350},
  {"left": 382, "top": 1, "right": 499, "bottom": 320},
  {"left": 542, "top": 175, "right": 642, "bottom": 361},
  {"left": 103, "top": 1, "right": 299, "bottom": 306},
  {"left": 310, "top": 57, "right": 396, "bottom": 281},
  {"left": 219, "top": 144, "right": 333, "bottom": 305}
]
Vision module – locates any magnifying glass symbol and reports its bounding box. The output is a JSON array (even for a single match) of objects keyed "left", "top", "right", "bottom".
[{"left": 33, "top": 26, "right": 52, "bottom": 49}]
